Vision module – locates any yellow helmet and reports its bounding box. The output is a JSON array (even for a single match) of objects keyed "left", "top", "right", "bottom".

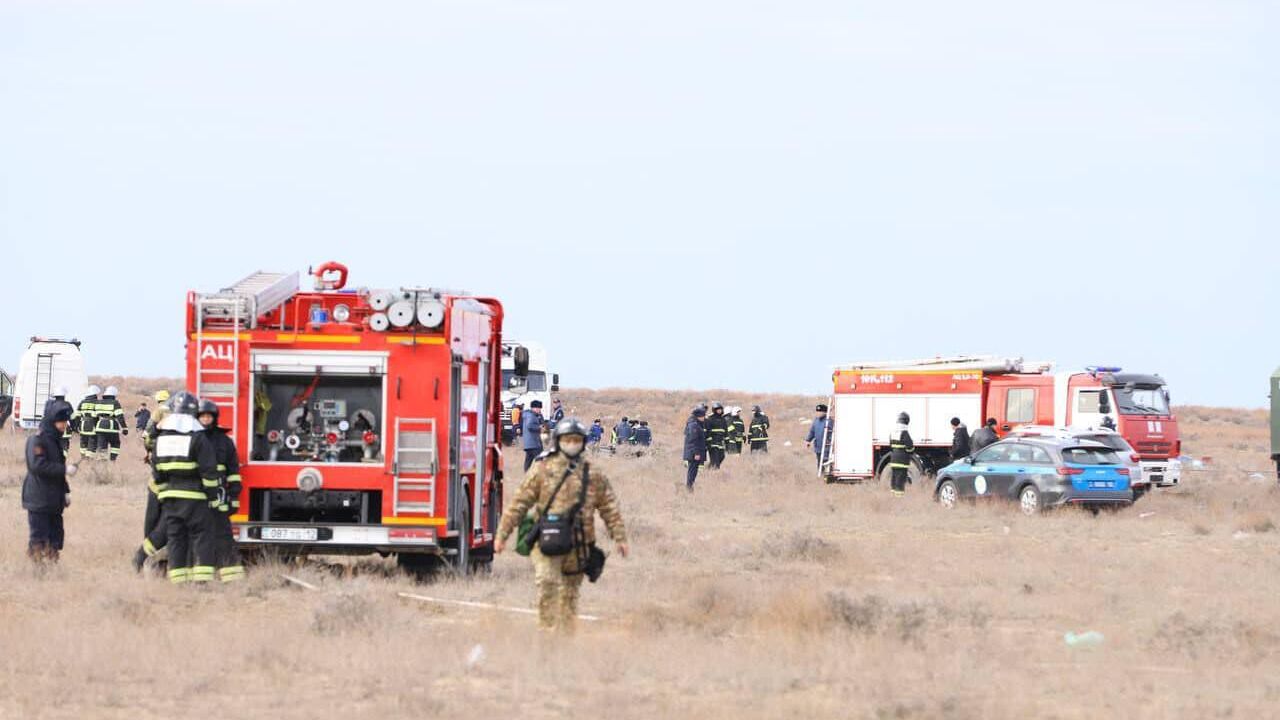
[{"left": 154, "top": 390, "right": 171, "bottom": 403}]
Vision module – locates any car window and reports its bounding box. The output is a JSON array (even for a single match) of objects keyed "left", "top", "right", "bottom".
[
  {"left": 973, "top": 445, "right": 1009, "bottom": 463},
  {"left": 1079, "top": 434, "right": 1130, "bottom": 452},
  {"left": 1061, "top": 446, "right": 1121, "bottom": 465},
  {"left": 1006, "top": 388, "right": 1036, "bottom": 424},
  {"left": 1029, "top": 446, "right": 1053, "bottom": 464},
  {"left": 1005, "top": 444, "right": 1031, "bottom": 463}
]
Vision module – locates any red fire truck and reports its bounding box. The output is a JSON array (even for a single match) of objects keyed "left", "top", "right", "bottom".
[
  {"left": 185, "top": 262, "right": 510, "bottom": 575},
  {"left": 820, "top": 356, "right": 1182, "bottom": 487}
]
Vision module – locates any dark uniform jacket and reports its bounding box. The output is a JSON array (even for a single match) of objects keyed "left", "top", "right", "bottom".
[
  {"left": 633, "top": 426, "right": 653, "bottom": 446},
  {"left": 683, "top": 417, "right": 707, "bottom": 462},
  {"left": 135, "top": 407, "right": 152, "bottom": 430},
  {"left": 950, "top": 424, "right": 971, "bottom": 459},
  {"left": 970, "top": 426, "right": 998, "bottom": 454},
  {"left": 204, "top": 426, "right": 242, "bottom": 512},
  {"left": 806, "top": 416, "right": 830, "bottom": 454},
  {"left": 889, "top": 425, "right": 915, "bottom": 469},
  {"left": 521, "top": 411, "right": 545, "bottom": 451},
  {"left": 23, "top": 413, "right": 70, "bottom": 513},
  {"left": 749, "top": 412, "right": 770, "bottom": 443},
  {"left": 151, "top": 415, "right": 220, "bottom": 502},
  {"left": 705, "top": 413, "right": 729, "bottom": 449},
  {"left": 94, "top": 396, "right": 126, "bottom": 434}
]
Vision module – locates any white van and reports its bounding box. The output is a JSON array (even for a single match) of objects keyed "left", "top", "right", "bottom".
[{"left": 13, "top": 337, "right": 88, "bottom": 430}]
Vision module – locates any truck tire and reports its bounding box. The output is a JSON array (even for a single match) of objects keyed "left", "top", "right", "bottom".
[
  {"left": 875, "top": 456, "right": 927, "bottom": 488},
  {"left": 451, "top": 495, "right": 471, "bottom": 576},
  {"left": 397, "top": 552, "right": 447, "bottom": 581}
]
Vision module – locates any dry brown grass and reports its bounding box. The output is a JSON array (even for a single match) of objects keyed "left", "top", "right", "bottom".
[{"left": 2, "top": 381, "right": 1280, "bottom": 718}]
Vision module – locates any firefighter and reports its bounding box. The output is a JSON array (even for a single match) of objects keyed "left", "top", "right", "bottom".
[
  {"left": 94, "top": 386, "right": 128, "bottom": 461},
  {"left": 970, "top": 417, "right": 999, "bottom": 454},
  {"left": 493, "top": 418, "right": 629, "bottom": 634},
  {"left": 949, "top": 417, "right": 971, "bottom": 461},
  {"left": 805, "top": 404, "right": 830, "bottom": 471},
  {"left": 133, "top": 390, "right": 181, "bottom": 572},
  {"left": 683, "top": 407, "right": 707, "bottom": 490},
  {"left": 725, "top": 407, "right": 745, "bottom": 454},
  {"left": 144, "top": 391, "right": 219, "bottom": 584},
  {"left": 196, "top": 400, "right": 245, "bottom": 582},
  {"left": 22, "top": 404, "right": 77, "bottom": 565},
  {"left": 522, "top": 400, "right": 545, "bottom": 472},
  {"left": 73, "top": 385, "right": 100, "bottom": 460},
  {"left": 888, "top": 412, "right": 915, "bottom": 496},
  {"left": 44, "top": 387, "right": 73, "bottom": 452},
  {"left": 748, "top": 405, "right": 770, "bottom": 453},
  {"left": 706, "top": 402, "right": 729, "bottom": 469}
]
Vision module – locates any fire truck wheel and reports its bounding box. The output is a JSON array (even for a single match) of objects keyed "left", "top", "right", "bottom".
[
  {"left": 875, "top": 458, "right": 926, "bottom": 489},
  {"left": 397, "top": 553, "right": 447, "bottom": 581},
  {"left": 451, "top": 498, "right": 472, "bottom": 575}
]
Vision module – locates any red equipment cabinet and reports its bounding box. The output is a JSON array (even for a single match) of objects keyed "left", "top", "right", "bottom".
[
  {"left": 822, "top": 356, "right": 1181, "bottom": 486},
  {"left": 185, "top": 264, "right": 507, "bottom": 573}
]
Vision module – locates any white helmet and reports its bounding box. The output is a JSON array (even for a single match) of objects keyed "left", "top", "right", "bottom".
[
  {"left": 87, "top": 385, "right": 101, "bottom": 397},
  {"left": 55, "top": 386, "right": 69, "bottom": 397},
  {"left": 104, "top": 386, "right": 119, "bottom": 397}
]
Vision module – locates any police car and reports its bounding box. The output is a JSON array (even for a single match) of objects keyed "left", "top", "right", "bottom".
[
  {"left": 934, "top": 435, "right": 1134, "bottom": 515},
  {"left": 1008, "top": 425, "right": 1149, "bottom": 498}
]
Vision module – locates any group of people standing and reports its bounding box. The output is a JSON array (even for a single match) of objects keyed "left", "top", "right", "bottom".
[
  {"left": 682, "top": 403, "right": 772, "bottom": 489},
  {"left": 51, "top": 384, "right": 130, "bottom": 461}
]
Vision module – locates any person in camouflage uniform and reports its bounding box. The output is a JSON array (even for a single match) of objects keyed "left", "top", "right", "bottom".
[{"left": 495, "top": 417, "right": 629, "bottom": 633}]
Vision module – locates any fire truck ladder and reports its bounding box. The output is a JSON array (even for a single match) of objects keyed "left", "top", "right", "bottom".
[
  {"left": 818, "top": 397, "right": 836, "bottom": 479},
  {"left": 33, "top": 354, "right": 54, "bottom": 420},
  {"left": 392, "top": 417, "right": 438, "bottom": 516},
  {"left": 194, "top": 271, "right": 299, "bottom": 440}
]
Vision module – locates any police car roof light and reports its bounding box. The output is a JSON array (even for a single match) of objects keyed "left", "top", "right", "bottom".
[{"left": 1085, "top": 366, "right": 1123, "bottom": 375}]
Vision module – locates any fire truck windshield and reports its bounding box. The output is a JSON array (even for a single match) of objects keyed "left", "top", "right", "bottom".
[
  {"left": 1113, "top": 386, "right": 1170, "bottom": 416},
  {"left": 253, "top": 373, "right": 383, "bottom": 463},
  {"left": 502, "top": 370, "right": 547, "bottom": 392}
]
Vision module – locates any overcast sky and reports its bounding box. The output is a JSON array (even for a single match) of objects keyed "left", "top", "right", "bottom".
[{"left": 3, "top": 1, "right": 1276, "bottom": 407}]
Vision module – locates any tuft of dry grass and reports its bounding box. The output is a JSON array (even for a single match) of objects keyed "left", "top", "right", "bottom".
[{"left": 2, "top": 384, "right": 1280, "bottom": 718}]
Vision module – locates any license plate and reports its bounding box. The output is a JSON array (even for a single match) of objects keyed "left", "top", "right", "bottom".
[
  {"left": 1089, "top": 481, "right": 1113, "bottom": 489},
  {"left": 260, "top": 527, "right": 319, "bottom": 542}
]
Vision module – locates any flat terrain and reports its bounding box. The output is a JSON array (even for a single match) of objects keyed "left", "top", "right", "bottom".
[{"left": 2, "top": 382, "right": 1279, "bottom": 719}]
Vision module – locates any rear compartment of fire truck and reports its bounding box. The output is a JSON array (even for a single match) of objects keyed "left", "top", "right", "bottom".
[{"left": 191, "top": 265, "right": 502, "bottom": 577}]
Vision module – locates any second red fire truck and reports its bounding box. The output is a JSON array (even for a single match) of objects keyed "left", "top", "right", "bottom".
[
  {"left": 185, "top": 262, "right": 511, "bottom": 575},
  {"left": 820, "top": 356, "right": 1182, "bottom": 488}
]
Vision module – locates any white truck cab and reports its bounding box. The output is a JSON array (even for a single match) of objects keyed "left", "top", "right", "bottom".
[{"left": 500, "top": 342, "right": 557, "bottom": 443}]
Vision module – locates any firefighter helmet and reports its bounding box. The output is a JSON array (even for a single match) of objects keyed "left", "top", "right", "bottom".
[
  {"left": 169, "top": 391, "right": 200, "bottom": 417},
  {"left": 154, "top": 389, "right": 171, "bottom": 404},
  {"left": 897, "top": 412, "right": 910, "bottom": 425},
  {"left": 104, "top": 386, "right": 119, "bottom": 397},
  {"left": 87, "top": 385, "right": 101, "bottom": 397},
  {"left": 711, "top": 402, "right": 724, "bottom": 411},
  {"left": 197, "top": 399, "right": 220, "bottom": 424}
]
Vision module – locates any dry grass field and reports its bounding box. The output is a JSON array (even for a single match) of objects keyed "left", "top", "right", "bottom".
[{"left": 3, "top": 381, "right": 1280, "bottom": 719}]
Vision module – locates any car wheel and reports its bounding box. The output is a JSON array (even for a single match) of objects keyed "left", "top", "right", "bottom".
[
  {"left": 1018, "top": 485, "right": 1041, "bottom": 515},
  {"left": 937, "top": 479, "right": 959, "bottom": 509}
]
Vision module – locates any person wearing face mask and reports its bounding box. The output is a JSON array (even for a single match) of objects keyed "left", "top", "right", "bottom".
[{"left": 494, "top": 418, "right": 630, "bottom": 634}]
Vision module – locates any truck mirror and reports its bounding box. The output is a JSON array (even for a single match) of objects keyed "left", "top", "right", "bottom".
[
  {"left": 1099, "top": 394, "right": 1111, "bottom": 414},
  {"left": 551, "top": 374, "right": 560, "bottom": 392},
  {"left": 513, "top": 346, "right": 530, "bottom": 377}
]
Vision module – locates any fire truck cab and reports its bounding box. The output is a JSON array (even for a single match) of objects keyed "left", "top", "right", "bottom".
[
  {"left": 822, "top": 356, "right": 1182, "bottom": 487},
  {"left": 186, "top": 262, "right": 506, "bottom": 574}
]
